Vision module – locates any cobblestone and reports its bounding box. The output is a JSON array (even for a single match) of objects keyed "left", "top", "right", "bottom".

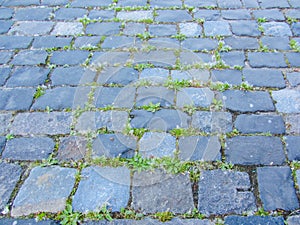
[
  {"left": 57, "top": 136, "right": 87, "bottom": 161},
  {"left": 225, "top": 216, "right": 285, "bottom": 225},
  {"left": 272, "top": 89, "right": 300, "bottom": 113},
  {"left": 285, "top": 136, "right": 300, "bottom": 161},
  {"left": 0, "top": 88, "right": 35, "bottom": 111}
]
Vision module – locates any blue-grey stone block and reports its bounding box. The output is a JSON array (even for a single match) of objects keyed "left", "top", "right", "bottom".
[
  {"left": 204, "top": 21, "right": 231, "bottom": 36},
  {"left": 149, "top": 24, "right": 177, "bottom": 37},
  {"left": 285, "top": 136, "right": 300, "bottom": 161},
  {"left": 14, "top": 7, "right": 53, "bottom": 20},
  {"left": 230, "top": 21, "right": 261, "bottom": 36},
  {"left": 194, "top": 9, "right": 221, "bottom": 21},
  {"left": 224, "top": 37, "right": 259, "bottom": 50},
  {"left": 222, "top": 9, "right": 251, "bottom": 20},
  {"left": 217, "top": 0, "right": 242, "bottom": 8},
  {"left": 0, "top": 8, "right": 14, "bottom": 19},
  {"left": 0, "top": 21, "right": 13, "bottom": 34},
  {"left": 0, "top": 52, "right": 13, "bottom": 64},
  {"left": 9, "top": 21, "right": 54, "bottom": 36},
  {"left": 252, "top": 9, "right": 285, "bottom": 20},
  {"left": 86, "top": 22, "right": 121, "bottom": 35},
  {"left": 0, "top": 88, "right": 35, "bottom": 110},
  {"left": 0, "top": 67, "right": 10, "bottom": 85},
  {"left": 225, "top": 216, "right": 285, "bottom": 225},
  {"left": 182, "top": 38, "right": 218, "bottom": 51},
  {"left": 32, "top": 36, "right": 72, "bottom": 49},
  {"left": 211, "top": 69, "right": 242, "bottom": 85},
  {"left": 287, "top": 72, "right": 300, "bottom": 87},
  {"left": 0, "top": 113, "right": 12, "bottom": 135},
  {"left": 50, "top": 50, "right": 89, "bottom": 66},
  {"left": 11, "top": 50, "right": 48, "bottom": 66},
  {"left": 156, "top": 10, "right": 192, "bottom": 23},
  {"left": 261, "top": 22, "right": 292, "bottom": 36},
  {"left": 261, "top": 37, "right": 290, "bottom": 50},
  {"left": 54, "top": 8, "right": 87, "bottom": 20},
  {"left": 272, "top": 89, "right": 300, "bottom": 113},
  {"left": 136, "top": 86, "right": 175, "bottom": 107},
  {"left": 220, "top": 51, "right": 245, "bottom": 66},
  {"left": 176, "top": 87, "right": 214, "bottom": 108},
  {"left": 249, "top": 52, "right": 287, "bottom": 68}
]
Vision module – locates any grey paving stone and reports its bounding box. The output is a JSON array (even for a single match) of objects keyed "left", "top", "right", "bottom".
[
  {"left": 0, "top": 8, "right": 14, "bottom": 19},
  {"left": 243, "top": 68, "right": 285, "bottom": 88},
  {"left": 0, "top": 36, "right": 32, "bottom": 49},
  {"left": 180, "top": 51, "right": 212, "bottom": 65},
  {"left": 9, "top": 21, "right": 54, "bottom": 36},
  {"left": 0, "top": 113, "right": 12, "bottom": 134},
  {"left": 0, "top": 219, "right": 58, "bottom": 225},
  {"left": 11, "top": 112, "right": 72, "bottom": 135},
  {"left": 74, "top": 36, "right": 101, "bottom": 48},
  {"left": 285, "top": 9, "right": 300, "bottom": 19},
  {"left": 0, "top": 162, "right": 22, "bottom": 211},
  {"left": 217, "top": 0, "right": 242, "bottom": 8},
  {"left": 117, "top": 0, "right": 148, "bottom": 7},
  {"left": 73, "top": 166, "right": 130, "bottom": 212},
  {"left": 248, "top": 52, "right": 287, "bottom": 68},
  {"left": 51, "top": 22, "right": 83, "bottom": 36},
  {"left": 194, "top": 10, "right": 221, "bottom": 21},
  {"left": 290, "top": 0, "right": 300, "bottom": 7},
  {"left": 117, "top": 11, "right": 152, "bottom": 21},
  {"left": 156, "top": 10, "right": 192, "bottom": 23},
  {"left": 71, "top": 0, "right": 111, "bottom": 7},
  {"left": 182, "top": 38, "right": 218, "bottom": 51},
  {"left": 222, "top": 90, "right": 275, "bottom": 112},
  {"left": 132, "top": 170, "right": 194, "bottom": 213},
  {"left": 285, "top": 114, "right": 300, "bottom": 134},
  {"left": 6, "top": 67, "right": 49, "bottom": 87},
  {"left": 257, "top": 166, "right": 299, "bottom": 211},
  {"left": 292, "top": 22, "right": 300, "bottom": 36},
  {"left": 242, "top": 0, "right": 259, "bottom": 8},
  {"left": 50, "top": 50, "right": 89, "bottom": 66},
  {"left": 235, "top": 114, "right": 285, "bottom": 134},
  {"left": 97, "top": 67, "right": 138, "bottom": 85},
  {"left": 51, "top": 66, "right": 95, "bottom": 86},
  {"left": 93, "top": 133, "right": 136, "bottom": 159},
  {"left": 130, "top": 109, "right": 190, "bottom": 131},
  {"left": 286, "top": 52, "right": 300, "bottom": 67},
  {"left": 57, "top": 136, "right": 87, "bottom": 161},
  {"left": 86, "top": 22, "right": 121, "bottom": 35},
  {"left": 32, "top": 36, "right": 72, "bottom": 49},
  {"left": 0, "top": 52, "right": 12, "bottom": 64},
  {"left": 261, "top": 22, "right": 292, "bottom": 36},
  {"left": 32, "top": 86, "right": 90, "bottom": 110},
  {"left": 151, "top": 0, "right": 182, "bottom": 7},
  {"left": 224, "top": 37, "right": 259, "bottom": 50},
  {"left": 101, "top": 36, "right": 135, "bottom": 49},
  {"left": 14, "top": 7, "right": 53, "bottom": 21},
  {"left": 0, "top": 20, "right": 13, "bottom": 34},
  {"left": 0, "top": 136, "right": 5, "bottom": 153},
  {"left": 184, "top": 0, "right": 217, "bottom": 7},
  {"left": 42, "top": 0, "right": 69, "bottom": 5},
  {"left": 95, "top": 87, "right": 135, "bottom": 108},
  {"left": 133, "top": 50, "right": 177, "bottom": 67},
  {"left": 149, "top": 24, "right": 177, "bottom": 37},
  {"left": 11, "top": 50, "right": 48, "bottom": 66},
  {"left": 211, "top": 69, "right": 242, "bottom": 85},
  {"left": 261, "top": 37, "right": 290, "bottom": 50},
  {"left": 148, "top": 37, "right": 180, "bottom": 49},
  {"left": 76, "top": 111, "right": 128, "bottom": 133},
  {"left": 0, "top": 88, "right": 34, "bottom": 111},
  {"left": 54, "top": 8, "right": 87, "bottom": 20},
  {"left": 11, "top": 166, "right": 76, "bottom": 216},
  {"left": 287, "top": 215, "right": 300, "bottom": 225},
  {"left": 89, "top": 10, "right": 115, "bottom": 20},
  {"left": 252, "top": 9, "right": 285, "bottom": 21},
  {"left": 287, "top": 72, "right": 300, "bottom": 87},
  {"left": 297, "top": 170, "right": 300, "bottom": 190},
  {"left": 139, "top": 132, "right": 176, "bottom": 158},
  {"left": 172, "top": 69, "right": 210, "bottom": 81},
  {"left": 259, "top": 0, "right": 290, "bottom": 8},
  {"left": 140, "top": 68, "right": 169, "bottom": 84},
  {"left": 230, "top": 21, "right": 261, "bottom": 36},
  {"left": 0, "top": 67, "right": 10, "bottom": 85},
  {"left": 191, "top": 111, "right": 232, "bottom": 133},
  {"left": 285, "top": 136, "right": 300, "bottom": 161},
  {"left": 123, "top": 22, "right": 146, "bottom": 36},
  {"left": 91, "top": 52, "right": 131, "bottom": 67},
  {"left": 225, "top": 216, "right": 285, "bottom": 225},
  {"left": 2, "top": 0, "right": 39, "bottom": 6},
  {"left": 226, "top": 136, "right": 285, "bottom": 165},
  {"left": 3, "top": 137, "right": 54, "bottom": 161},
  {"left": 204, "top": 21, "right": 231, "bottom": 36},
  {"left": 222, "top": 9, "right": 251, "bottom": 20},
  {"left": 176, "top": 87, "right": 214, "bottom": 108},
  {"left": 198, "top": 170, "right": 256, "bottom": 215},
  {"left": 220, "top": 51, "right": 245, "bottom": 67},
  {"left": 179, "top": 22, "right": 202, "bottom": 37},
  {"left": 272, "top": 89, "right": 300, "bottom": 113},
  {"left": 179, "top": 135, "right": 221, "bottom": 161},
  {"left": 136, "top": 86, "right": 175, "bottom": 107}
]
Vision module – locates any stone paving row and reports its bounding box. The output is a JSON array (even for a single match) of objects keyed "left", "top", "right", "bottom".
[{"left": 0, "top": 0, "right": 300, "bottom": 224}]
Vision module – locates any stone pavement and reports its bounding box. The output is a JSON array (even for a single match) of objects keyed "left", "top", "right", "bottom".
[{"left": 0, "top": 0, "right": 300, "bottom": 224}]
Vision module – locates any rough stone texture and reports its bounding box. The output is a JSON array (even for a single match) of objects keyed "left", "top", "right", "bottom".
[
  {"left": 0, "top": 113, "right": 12, "bottom": 135},
  {"left": 198, "top": 170, "right": 256, "bottom": 215},
  {"left": 182, "top": 38, "right": 218, "bottom": 51},
  {"left": 11, "top": 50, "right": 48, "bottom": 66},
  {"left": 248, "top": 52, "right": 287, "bottom": 68},
  {"left": 272, "top": 89, "right": 300, "bottom": 113},
  {"left": 51, "top": 22, "right": 83, "bottom": 36},
  {"left": 257, "top": 166, "right": 299, "bottom": 211},
  {"left": 9, "top": 21, "right": 54, "bottom": 36},
  {"left": 11, "top": 112, "right": 72, "bottom": 135},
  {"left": 55, "top": 8, "right": 87, "bottom": 20},
  {"left": 73, "top": 166, "right": 130, "bottom": 212},
  {"left": 0, "top": 36, "right": 32, "bottom": 49},
  {"left": 224, "top": 37, "right": 258, "bottom": 50},
  {"left": 211, "top": 69, "right": 242, "bottom": 85},
  {"left": 0, "top": 136, "right": 5, "bottom": 153},
  {"left": 287, "top": 215, "right": 300, "bottom": 225},
  {"left": 57, "top": 136, "right": 87, "bottom": 161},
  {"left": 32, "top": 36, "right": 72, "bottom": 49},
  {"left": 225, "top": 136, "right": 285, "bottom": 165},
  {"left": 97, "top": 67, "right": 138, "bottom": 85},
  {"left": 285, "top": 114, "right": 300, "bottom": 134},
  {"left": 234, "top": 114, "right": 285, "bottom": 134},
  {"left": 230, "top": 21, "right": 261, "bottom": 36},
  {"left": 101, "top": 36, "right": 135, "bottom": 49},
  {"left": 261, "top": 37, "right": 290, "bottom": 50},
  {"left": 0, "top": 88, "right": 35, "bottom": 111},
  {"left": 261, "top": 22, "right": 292, "bottom": 36},
  {"left": 0, "top": 162, "right": 22, "bottom": 211},
  {"left": 136, "top": 86, "right": 175, "bottom": 107},
  {"left": 117, "top": 11, "right": 152, "bottom": 21},
  {"left": 243, "top": 69, "right": 285, "bottom": 88},
  {"left": 50, "top": 50, "right": 89, "bottom": 66},
  {"left": 132, "top": 170, "right": 194, "bottom": 213},
  {"left": 191, "top": 111, "right": 232, "bottom": 133},
  {"left": 287, "top": 72, "right": 300, "bottom": 87},
  {"left": 179, "top": 22, "right": 202, "bottom": 37},
  {"left": 0, "top": 53, "right": 12, "bottom": 65},
  {"left": 86, "top": 22, "right": 121, "bottom": 36},
  {"left": 2, "top": 137, "right": 54, "bottom": 161},
  {"left": 176, "top": 87, "right": 214, "bottom": 108},
  {"left": 204, "top": 21, "right": 231, "bottom": 36},
  {"left": 286, "top": 53, "right": 300, "bottom": 67},
  {"left": 11, "top": 166, "right": 76, "bottom": 216},
  {"left": 92, "top": 134, "right": 136, "bottom": 158},
  {"left": 220, "top": 51, "right": 245, "bottom": 67},
  {"left": 297, "top": 170, "right": 300, "bottom": 190},
  {"left": 222, "top": 90, "right": 275, "bottom": 113},
  {"left": 225, "top": 216, "right": 285, "bottom": 225},
  {"left": 285, "top": 136, "right": 300, "bottom": 161},
  {"left": 140, "top": 68, "right": 169, "bottom": 84},
  {"left": 156, "top": 10, "right": 192, "bottom": 22},
  {"left": 123, "top": 23, "right": 146, "bottom": 36},
  {"left": 0, "top": 219, "right": 58, "bottom": 225},
  {"left": 178, "top": 136, "right": 221, "bottom": 161},
  {"left": 14, "top": 7, "right": 53, "bottom": 21}
]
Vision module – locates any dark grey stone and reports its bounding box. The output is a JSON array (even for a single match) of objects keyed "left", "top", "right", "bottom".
[
  {"left": 0, "top": 162, "right": 22, "bottom": 211},
  {"left": 74, "top": 36, "right": 101, "bottom": 48},
  {"left": 292, "top": 22, "right": 300, "bottom": 36},
  {"left": 91, "top": 52, "right": 131, "bottom": 67},
  {"left": 6, "top": 66, "right": 49, "bottom": 87},
  {"left": 101, "top": 36, "right": 135, "bottom": 49},
  {"left": 176, "top": 87, "right": 214, "bottom": 108},
  {"left": 180, "top": 51, "right": 213, "bottom": 65},
  {"left": 133, "top": 50, "right": 177, "bottom": 67},
  {"left": 259, "top": 0, "right": 290, "bottom": 8},
  {"left": 117, "top": 11, "right": 152, "bottom": 21},
  {"left": 285, "top": 136, "right": 300, "bottom": 161},
  {"left": 285, "top": 114, "right": 300, "bottom": 134},
  {"left": 261, "top": 22, "right": 292, "bottom": 36},
  {"left": 149, "top": 24, "right": 177, "bottom": 37},
  {"left": 225, "top": 216, "right": 285, "bottom": 225},
  {"left": 222, "top": 90, "right": 275, "bottom": 112},
  {"left": 0, "top": 136, "right": 5, "bottom": 153},
  {"left": 132, "top": 170, "right": 194, "bottom": 213},
  {"left": 220, "top": 51, "right": 245, "bottom": 67},
  {"left": 139, "top": 132, "right": 176, "bottom": 158},
  {"left": 217, "top": 0, "right": 242, "bottom": 8},
  {"left": 93, "top": 134, "right": 136, "bottom": 158},
  {"left": 0, "top": 219, "right": 58, "bottom": 225},
  {"left": 71, "top": 0, "right": 112, "bottom": 7},
  {"left": 54, "top": 8, "right": 87, "bottom": 20},
  {"left": 297, "top": 171, "right": 300, "bottom": 190},
  {"left": 130, "top": 109, "right": 190, "bottom": 131},
  {"left": 0, "top": 20, "right": 13, "bottom": 34},
  {"left": 140, "top": 68, "right": 169, "bottom": 84},
  {"left": 2, "top": 0, "right": 39, "bottom": 6},
  {"left": 178, "top": 135, "right": 221, "bottom": 161},
  {"left": 73, "top": 166, "right": 130, "bottom": 212},
  {"left": 222, "top": 9, "right": 251, "bottom": 20},
  {"left": 224, "top": 37, "right": 259, "bottom": 50},
  {"left": 225, "top": 136, "right": 285, "bottom": 165},
  {"left": 181, "top": 38, "right": 218, "bottom": 51},
  {"left": 118, "top": 0, "right": 147, "bottom": 6},
  {"left": 11, "top": 112, "right": 72, "bottom": 135},
  {"left": 0, "top": 36, "right": 32, "bottom": 50},
  {"left": 0, "top": 8, "right": 13, "bottom": 19},
  {"left": 156, "top": 10, "right": 192, "bottom": 23},
  {"left": 211, "top": 69, "right": 242, "bottom": 85},
  {"left": 287, "top": 215, "right": 300, "bottom": 225},
  {"left": 136, "top": 86, "right": 175, "bottom": 107},
  {"left": 14, "top": 7, "right": 53, "bottom": 20},
  {"left": 198, "top": 170, "right": 256, "bottom": 215},
  {"left": 261, "top": 37, "right": 290, "bottom": 50},
  {"left": 3, "top": 137, "right": 54, "bottom": 161},
  {"left": 0, "top": 88, "right": 34, "bottom": 110},
  {"left": 272, "top": 89, "right": 300, "bottom": 113},
  {"left": 287, "top": 72, "right": 300, "bottom": 87},
  {"left": 123, "top": 23, "right": 146, "bottom": 36},
  {"left": 86, "top": 22, "right": 121, "bottom": 35},
  {"left": 243, "top": 68, "right": 285, "bottom": 88},
  {"left": 252, "top": 9, "right": 285, "bottom": 21},
  {"left": 0, "top": 67, "right": 10, "bottom": 85},
  {"left": 57, "top": 136, "right": 87, "bottom": 161},
  {"left": 51, "top": 66, "right": 95, "bottom": 86},
  {"left": 230, "top": 21, "right": 261, "bottom": 36},
  {"left": 51, "top": 22, "right": 83, "bottom": 36},
  {"left": 0, "top": 52, "right": 12, "bottom": 64},
  {"left": 32, "top": 36, "right": 72, "bottom": 49},
  {"left": 148, "top": 38, "right": 180, "bottom": 49},
  {"left": 0, "top": 113, "right": 11, "bottom": 134},
  {"left": 192, "top": 111, "right": 232, "bottom": 133},
  {"left": 95, "top": 87, "right": 135, "bottom": 108},
  {"left": 9, "top": 21, "right": 54, "bottom": 36},
  {"left": 194, "top": 10, "right": 221, "bottom": 21},
  {"left": 50, "top": 50, "right": 89, "bottom": 66},
  {"left": 204, "top": 21, "right": 231, "bottom": 36},
  {"left": 11, "top": 50, "right": 48, "bottom": 66},
  {"left": 286, "top": 52, "right": 300, "bottom": 67},
  {"left": 235, "top": 114, "right": 285, "bottom": 134},
  {"left": 32, "top": 87, "right": 90, "bottom": 110},
  {"left": 89, "top": 10, "right": 115, "bottom": 20},
  {"left": 97, "top": 67, "right": 138, "bottom": 85},
  {"left": 257, "top": 166, "right": 299, "bottom": 211},
  {"left": 11, "top": 166, "right": 76, "bottom": 216}
]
